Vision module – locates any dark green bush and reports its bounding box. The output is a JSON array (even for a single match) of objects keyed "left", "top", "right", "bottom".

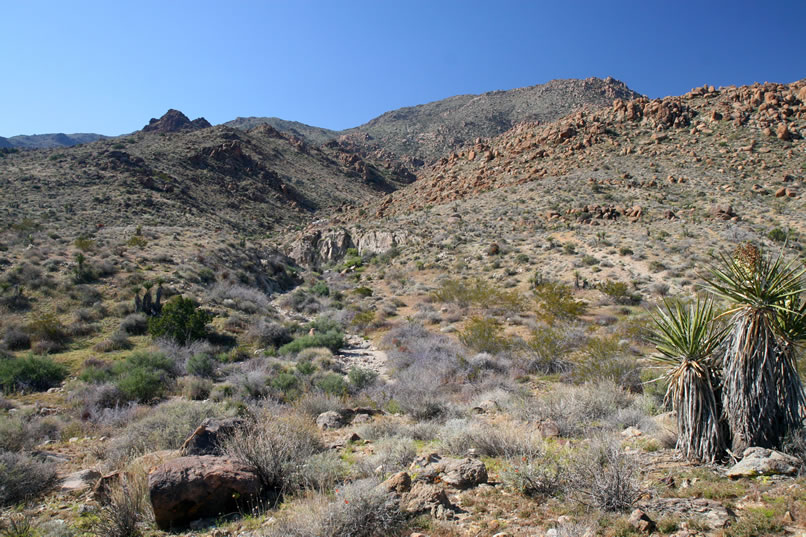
[
  {"left": 279, "top": 330, "right": 344, "bottom": 355},
  {"left": 459, "top": 317, "right": 511, "bottom": 354},
  {"left": 186, "top": 353, "right": 215, "bottom": 378},
  {"left": 598, "top": 280, "right": 642, "bottom": 305},
  {"left": 348, "top": 367, "right": 377, "bottom": 391},
  {"left": 113, "top": 352, "right": 175, "bottom": 402},
  {"left": 311, "top": 281, "right": 330, "bottom": 297},
  {"left": 768, "top": 227, "right": 788, "bottom": 243},
  {"left": 315, "top": 373, "right": 347, "bottom": 395},
  {"left": 148, "top": 296, "right": 213, "bottom": 344},
  {"left": 0, "top": 354, "right": 68, "bottom": 394}
]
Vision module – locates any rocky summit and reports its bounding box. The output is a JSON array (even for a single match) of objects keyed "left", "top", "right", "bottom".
[{"left": 2, "top": 77, "right": 806, "bottom": 537}]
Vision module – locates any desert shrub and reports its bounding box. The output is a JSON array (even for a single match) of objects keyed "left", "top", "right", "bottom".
[
  {"left": 246, "top": 318, "right": 292, "bottom": 348},
  {"left": 271, "top": 372, "right": 301, "bottom": 397},
  {"left": 314, "top": 373, "right": 348, "bottom": 395},
  {"left": 431, "top": 277, "right": 523, "bottom": 313},
  {"left": 598, "top": 280, "right": 642, "bottom": 305},
  {"left": 178, "top": 375, "right": 213, "bottom": 400},
  {"left": 109, "top": 400, "right": 229, "bottom": 459},
  {"left": 282, "top": 289, "right": 322, "bottom": 314},
  {"left": 0, "top": 450, "right": 58, "bottom": 506},
  {"left": 566, "top": 437, "right": 641, "bottom": 511},
  {"left": 347, "top": 367, "right": 377, "bottom": 392},
  {"left": 94, "top": 331, "right": 133, "bottom": 353},
  {"left": 208, "top": 283, "right": 271, "bottom": 314},
  {"left": 293, "top": 392, "right": 344, "bottom": 417},
  {"left": 223, "top": 410, "right": 323, "bottom": 495},
  {"left": 516, "top": 381, "right": 636, "bottom": 437},
  {"left": 571, "top": 336, "right": 642, "bottom": 392},
  {"left": 92, "top": 471, "right": 153, "bottom": 537},
  {"left": 2, "top": 325, "right": 30, "bottom": 351},
  {"left": 27, "top": 313, "right": 70, "bottom": 352},
  {"left": 120, "top": 313, "right": 148, "bottom": 335},
  {"left": 534, "top": 281, "right": 586, "bottom": 322},
  {"left": 501, "top": 449, "right": 565, "bottom": 498},
  {"left": 310, "top": 281, "right": 330, "bottom": 297},
  {"left": 355, "top": 420, "right": 439, "bottom": 443},
  {"left": 0, "top": 414, "right": 30, "bottom": 451},
  {"left": 112, "top": 352, "right": 176, "bottom": 402},
  {"left": 185, "top": 352, "right": 216, "bottom": 378},
  {"left": 288, "top": 450, "right": 348, "bottom": 493},
  {"left": 264, "top": 479, "right": 403, "bottom": 537},
  {"left": 0, "top": 354, "right": 67, "bottom": 394},
  {"left": 518, "top": 323, "right": 581, "bottom": 374},
  {"left": 279, "top": 330, "right": 344, "bottom": 355},
  {"left": 459, "top": 316, "right": 512, "bottom": 354},
  {"left": 147, "top": 296, "right": 213, "bottom": 344},
  {"left": 441, "top": 419, "right": 543, "bottom": 458},
  {"left": 768, "top": 227, "right": 788, "bottom": 243},
  {"left": 357, "top": 437, "right": 417, "bottom": 476}
]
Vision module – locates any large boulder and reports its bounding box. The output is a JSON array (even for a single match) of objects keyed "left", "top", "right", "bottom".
[
  {"left": 148, "top": 456, "right": 261, "bottom": 530},
  {"left": 726, "top": 447, "right": 800, "bottom": 478},
  {"left": 181, "top": 417, "right": 244, "bottom": 456},
  {"left": 441, "top": 458, "right": 488, "bottom": 489}
]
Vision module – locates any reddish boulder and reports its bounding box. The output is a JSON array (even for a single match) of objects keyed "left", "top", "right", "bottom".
[{"left": 148, "top": 456, "right": 261, "bottom": 530}]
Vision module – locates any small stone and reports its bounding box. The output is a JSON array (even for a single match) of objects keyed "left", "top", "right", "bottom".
[{"left": 629, "top": 509, "right": 656, "bottom": 533}]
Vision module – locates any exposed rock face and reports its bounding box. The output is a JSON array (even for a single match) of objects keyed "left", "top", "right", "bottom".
[
  {"left": 381, "top": 471, "right": 412, "bottom": 494},
  {"left": 289, "top": 227, "right": 409, "bottom": 267},
  {"left": 148, "top": 456, "right": 261, "bottom": 530},
  {"left": 726, "top": 447, "right": 800, "bottom": 478},
  {"left": 401, "top": 482, "right": 455, "bottom": 517},
  {"left": 315, "top": 410, "right": 346, "bottom": 430},
  {"left": 143, "top": 109, "right": 212, "bottom": 134},
  {"left": 180, "top": 417, "right": 244, "bottom": 456}
]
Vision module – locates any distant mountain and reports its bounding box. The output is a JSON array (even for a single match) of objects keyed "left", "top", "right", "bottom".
[
  {"left": 341, "top": 77, "right": 643, "bottom": 166},
  {"left": 143, "top": 109, "right": 211, "bottom": 133},
  {"left": 3, "top": 132, "right": 107, "bottom": 149},
  {"left": 223, "top": 117, "right": 339, "bottom": 146},
  {"left": 0, "top": 112, "right": 414, "bottom": 235}
]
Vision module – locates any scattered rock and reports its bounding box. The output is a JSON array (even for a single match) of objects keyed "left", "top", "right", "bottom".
[
  {"left": 538, "top": 419, "right": 561, "bottom": 439},
  {"left": 726, "top": 447, "right": 800, "bottom": 478},
  {"left": 60, "top": 469, "right": 102, "bottom": 493},
  {"left": 441, "top": 458, "right": 488, "bottom": 489},
  {"left": 402, "top": 482, "right": 455, "bottom": 517},
  {"left": 148, "top": 456, "right": 262, "bottom": 530},
  {"left": 181, "top": 417, "right": 244, "bottom": 456},
  {"left": 382, "top": 471, "right": 412, "bottom": 494},
  {"left": 646, "top": 498, "right": 735, "bottom": 529},
  {"left": 316, "top": 410, "right": 346, "bottom": 430},
  {"left": 629, "top": 509, "right": 655, "bottom": 533},
  {"left": 487, "top": 243, "right": 500, "bottom": 256}
]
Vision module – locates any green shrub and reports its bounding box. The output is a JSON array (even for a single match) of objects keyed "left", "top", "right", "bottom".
[
  {"left": 534, "top": 281, "right": 586, "bottom": 322},
  {"left": 431, "top": 277, "right": 523, "bottom": 312},
  {"left": 27, "top": 313, "right": 70, "bottom": 351},
  {"left": 348, "top": 367, "right": 378, "bottom": 391},
  {"left": 148, "top": 296, "right": 213, "bottom": 344},
  {"left": 315, "top": 373, "right": 347, "bottom": 395},
  {"left": 186, "top": 353, "right": 215, "bottom": 378},
  {"left": 272, "top": 372, "right": 300, "bottom": 396},
  {"left": 598, "top": 280, "right": 642, "bottom": 305},
  {"left": 279, "top": 330, "right": 344, "bottom": 355},
  {"left": 768, "top": 227, "right": 788, "bottom": 243},
  {"left": 112, "top": 351, "right": 175, "bottom": 402},
  {"left": 459, "top": 317, "right": 511, "bottom": 354},
  {"left": 310, "top": 281, "right": 330, "bottom": 297},
  {"left": 0, "top": 354, "right": 68, "bottom": 394}
]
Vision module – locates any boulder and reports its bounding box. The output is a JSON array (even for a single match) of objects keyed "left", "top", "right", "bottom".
[
  {"left": 629, "top": 509, "right": 655, "bottom": 533},
  {"left": 148, "top": 456, "right": 261, "bottom": 530},
  {"left": 402, "top": 482, "right": 454, "bottom": 516},
  {"left": 726, "top": 447, "right": 800, "bottom": 478},
  {"left": 441, "top": 458, "right": 488, "bottom": 489},
  {"left": 181, "top": 417, "right": 244, "bottom": 456},
  {"left": 316, "top": 410, "right": 346, "bottom": 430},
  {"left": 382, "top": 471, "right": 412, "bottom": 494},
  {"left": 60, "top": 469, "right": 102, "bottom": 493}
]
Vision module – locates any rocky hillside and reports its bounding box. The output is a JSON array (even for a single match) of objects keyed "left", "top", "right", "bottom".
[
  {"left": 355, "top": 80, "right": 806, "bottom": 221},
  {"left": 0, "top": 110, "right": 414, "bottom": 236},
  {"left": 223, "top": 116, "right": 340, "bottom": 145},
  {"left": 339, "top": 77, "right": 641, "bottom": 166}
]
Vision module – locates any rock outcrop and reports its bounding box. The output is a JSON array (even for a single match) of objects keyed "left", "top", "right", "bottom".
[
  {"left": 180, "top": 417, "right": 244, "bottom": 456},
  {"left": 726, "top": 447, "right": 800, "bottom": 478},
  {"left": 148, "top": 456, "right": 261, "bottom": 530},
  {"left": 143, "top": 109, "right": 212, "bottom": 134}
]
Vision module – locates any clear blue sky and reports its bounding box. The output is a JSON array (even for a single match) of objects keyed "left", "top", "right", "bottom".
[{"left": 1, "top": 0, "right": 805, "bottom": 136}]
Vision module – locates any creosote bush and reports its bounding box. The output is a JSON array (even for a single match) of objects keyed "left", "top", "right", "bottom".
[
  {"left": 148, "top": 296, "right": 213, "bottom": 344},
  {"left": 0, "top": 354, "right": 68, "bottom": 394}
]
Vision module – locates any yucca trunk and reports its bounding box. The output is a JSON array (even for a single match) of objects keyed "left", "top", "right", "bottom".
[
  {"left": 722, "top": 308, "right": 805, "bottom": 451},
  {"left": 671, "top": 362, "right": 725, "bottom": 463}
]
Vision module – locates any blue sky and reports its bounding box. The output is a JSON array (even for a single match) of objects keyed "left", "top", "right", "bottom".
[{"left": 1, "top": 0, "right": 805, "bottom": 136}]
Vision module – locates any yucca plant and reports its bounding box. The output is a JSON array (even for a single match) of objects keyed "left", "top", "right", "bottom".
[
  {"left": 704, "top": 243, "right": 806, "bottom": 451},
  {"left": 651, "top": 297, "right": 728, "bottom": 462}
]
